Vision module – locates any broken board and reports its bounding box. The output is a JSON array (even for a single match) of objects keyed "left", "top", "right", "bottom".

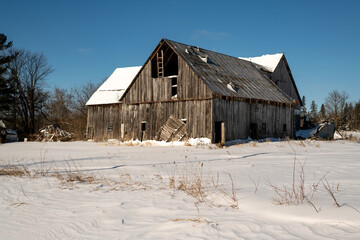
[{"left": 159, "top": 115, "right": 187, "bottom": 142}]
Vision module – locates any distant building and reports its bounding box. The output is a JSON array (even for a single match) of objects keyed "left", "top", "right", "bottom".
[{"left": 86, "top": 39, "right": 302, "bottom": 143}]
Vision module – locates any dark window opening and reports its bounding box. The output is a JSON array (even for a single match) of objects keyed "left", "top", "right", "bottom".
[
  {"left": 262, "top": 123, "right": 266, "bottom": 134},
  {"left": 171, "top": 77, "right": 177, "bottom": 97},
  {"left": 141, "top": 121, "right": 146, "bottom": 132},
  {"left": 140, "top": 121, "right": 146, "bottom": 142},
  {"left": 151, "top": 43, "right": 178, "bottom": 78},
  {"left": 108, "top": 123, "right": 113, "bottom": 132},
  {"left": 283, "top": 124, "right": 287, "bottom": 134}
]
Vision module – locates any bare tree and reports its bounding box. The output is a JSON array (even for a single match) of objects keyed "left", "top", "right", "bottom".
[
  {"left": 70, "top": 82, "right": 99, "bottom": 139},
  {"left": 325, "top": 90, "right": 349, "bottom": 129},
  {"left": 42, "top": 82, "right": 99, "bottom": 140},
  {"left": 8, "top": 49, "right": 53, "bottom": 137},
  {"left": 71, "top": 82, "right": 99, "bottom": 118},
  {"left": 43, "top": 87, "right": 73, "bottom": 127}
]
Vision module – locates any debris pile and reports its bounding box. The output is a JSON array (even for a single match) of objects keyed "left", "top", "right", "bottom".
[
  {"left": 296, "top": 122, "right": 337, "bottom": 140},
  {"left": 314, "top": 123, "right": 336, "bottom": 140},
  {"left": 37, "top": 124, "right": 73, "bottom": 142}
]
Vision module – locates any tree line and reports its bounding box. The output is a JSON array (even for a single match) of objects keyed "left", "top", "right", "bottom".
[
  {"left": 302, "top": 91, "right": 360, "bottom": 130},
  {"left": 1, "top": 33, "right": 359, "bottom": 141},
  {"left": 0, "top": 33, "right": 99, "bottom": 140}
]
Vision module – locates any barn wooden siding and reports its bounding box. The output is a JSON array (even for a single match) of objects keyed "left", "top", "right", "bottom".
[
  {"left": 123, "top": 55, "right": 212, "bottom": 104},
  {"left": 87, "top": 101, "right": 212, "bottom": 141},
  {"left": 213, "top": 98, "right": 294, "bottom": 140},
  {"left": 87, "top": 97, "right": 293, "bottom": 142},
  {"left": 121, "top": 100, "right": 212, "bottom": 140},
  {"left": 88, "top": 52, "right": 214, "bottom": 141},
  {"left": 87, "top": 104, "right": 122, "bottom": 140},
  {"left": 267, "top": 57, "right": 301, "bottom": 109}
]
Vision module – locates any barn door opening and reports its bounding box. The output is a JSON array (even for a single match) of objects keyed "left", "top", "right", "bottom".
[
  {"left": 140, "top": 121, "right": 146, "bottom": 142},
  {"left": 214, "top": 121, "right": 225, "bottom": 144},
  {"left": 250, "top": 123, "right": 258, "bottom": 140}
]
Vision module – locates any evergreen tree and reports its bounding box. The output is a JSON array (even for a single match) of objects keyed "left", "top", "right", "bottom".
[
  {"left": 0, "top": 34, "right": 16, "bottom": 123},
  {"left": 320, "top": 104, "right": 326, "bottom": 121},
  {"left": 309, "top": 100, "right": 318, "bottom": 124},
  {"left": 344, "top": 103, "right": 354, "bottom": 130},
  {"left": 301, "top": 96, "right": 307, "bottom": 116},
  {"left": 352, "top": 100, "right": 360, "bottom": 130}
]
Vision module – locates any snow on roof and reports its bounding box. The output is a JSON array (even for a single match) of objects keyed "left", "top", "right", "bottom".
[
  {"left": 239, "top": 53, "right": 283, "bottom": 72},
  {"left": 86, "top": 66, "right": 141, "bottom": 105}
]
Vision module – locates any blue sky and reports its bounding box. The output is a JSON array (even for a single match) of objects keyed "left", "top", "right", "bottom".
[{"left": 1, "top": 0, "right": 360, "bottom": 107}]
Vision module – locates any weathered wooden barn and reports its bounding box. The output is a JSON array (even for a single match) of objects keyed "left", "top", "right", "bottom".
[{"left": 86, "top": 39, "right": 302, "bottom": 143}]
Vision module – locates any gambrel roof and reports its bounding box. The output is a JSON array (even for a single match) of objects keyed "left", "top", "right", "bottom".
[
  {"left": 118, "top": 39, "right": 295, "bottom": 105},
  {"left": 163, "top": 39, "right": 294, "bottom": 105}
]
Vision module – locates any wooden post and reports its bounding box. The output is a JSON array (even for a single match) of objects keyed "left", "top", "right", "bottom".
[
  {"left": 121, "top": 124, "right": 124, "bottom": 140},
  {"left": 221, "top": 122, "right": 225, "bottom": 145}
]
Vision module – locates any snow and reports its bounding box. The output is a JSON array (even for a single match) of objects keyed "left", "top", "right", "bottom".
[
  {"left": 239, "top": 53, "right": 283, "bottom": 72},
  {"left": 86, "top": 66, "right": 141, "bottom": 105},
  {"left": 296, "top": 127, "right": 319, "bottom": 139},
  {"left": 1, "top": 140, "right": 360, "bottom": 239},
  {"left": 342, "top": 131, "right": 360, "bottom": 139}
]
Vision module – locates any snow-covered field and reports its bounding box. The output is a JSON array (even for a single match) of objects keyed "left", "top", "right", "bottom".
[{"left": 0, "top": 140, "right": 359, "bottom": 239}]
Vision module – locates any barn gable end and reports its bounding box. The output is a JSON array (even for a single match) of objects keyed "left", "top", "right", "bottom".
[
  {"left": 272, "top": 55, "right": 302, "bottom": 106},
  {"left": 121, "top": 40, "right": 213, "bottom": 104}
]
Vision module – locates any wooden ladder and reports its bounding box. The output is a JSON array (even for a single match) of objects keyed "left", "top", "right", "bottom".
[{"left": 157, "top": 50, "right": 164, "bottom": 78}]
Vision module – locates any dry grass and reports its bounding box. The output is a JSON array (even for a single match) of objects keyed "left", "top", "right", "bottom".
[
  {"left": 0, "top": 159, "right": 32, "bottom": 177},
  {"left": 219, "top": 173, "right": 239, "bottom": 208},
  {"left": 249, "top": 141, "right": 257, "bottom": 147},
  {"left": 61, "top": 172, "right": 97, "bottom": 184},
  {"left": 10, "top": 202, "right": 27, "bottom": 207},
  {"left": 298, "top": 141, "right": 306, "bottom": 147},
  {"left": 184, "top": 139, "right": 192, "bottom": 146},
  {"left": 164, "top": 161, "right": 207, "bottom": 202},
  {"left": 249, "top": 175, "right": 260, "bottom": 194},
  {"left": 170, "top": 216, "right": 216, "bottom": 225},
  {"left": 267, "top": 142, "right": 349, "bottom": 213},
  {"left": 347, "top": 134, "right": 360, "bottom": 143},
  {"left": 269, "top": 142, "right": 310, "bottom": 206},
  {"left": 215, "top": 143, "right": 224, "bottom": 148},
  {"left": 0, "top": 153, "right": 241, "bottom": 208},
  {"left": 0, "top": 156, "right": 240, "bottom": 208},
  {"left": 154, "top": 159, "right": 240, "bottom": 207},
  {"left": 0, "top": 166, "right": 30, "bottom": 177},
  {"left": 93, "top": 136, "right": 106, "bottom": 142},
  {"left": 322, "top": 177, "right": 341, "bottom": 207}
]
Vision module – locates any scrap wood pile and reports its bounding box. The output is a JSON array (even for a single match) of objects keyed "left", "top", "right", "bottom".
[{"left": 37, "top": 124, "right": 73, "bottom": 142}]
